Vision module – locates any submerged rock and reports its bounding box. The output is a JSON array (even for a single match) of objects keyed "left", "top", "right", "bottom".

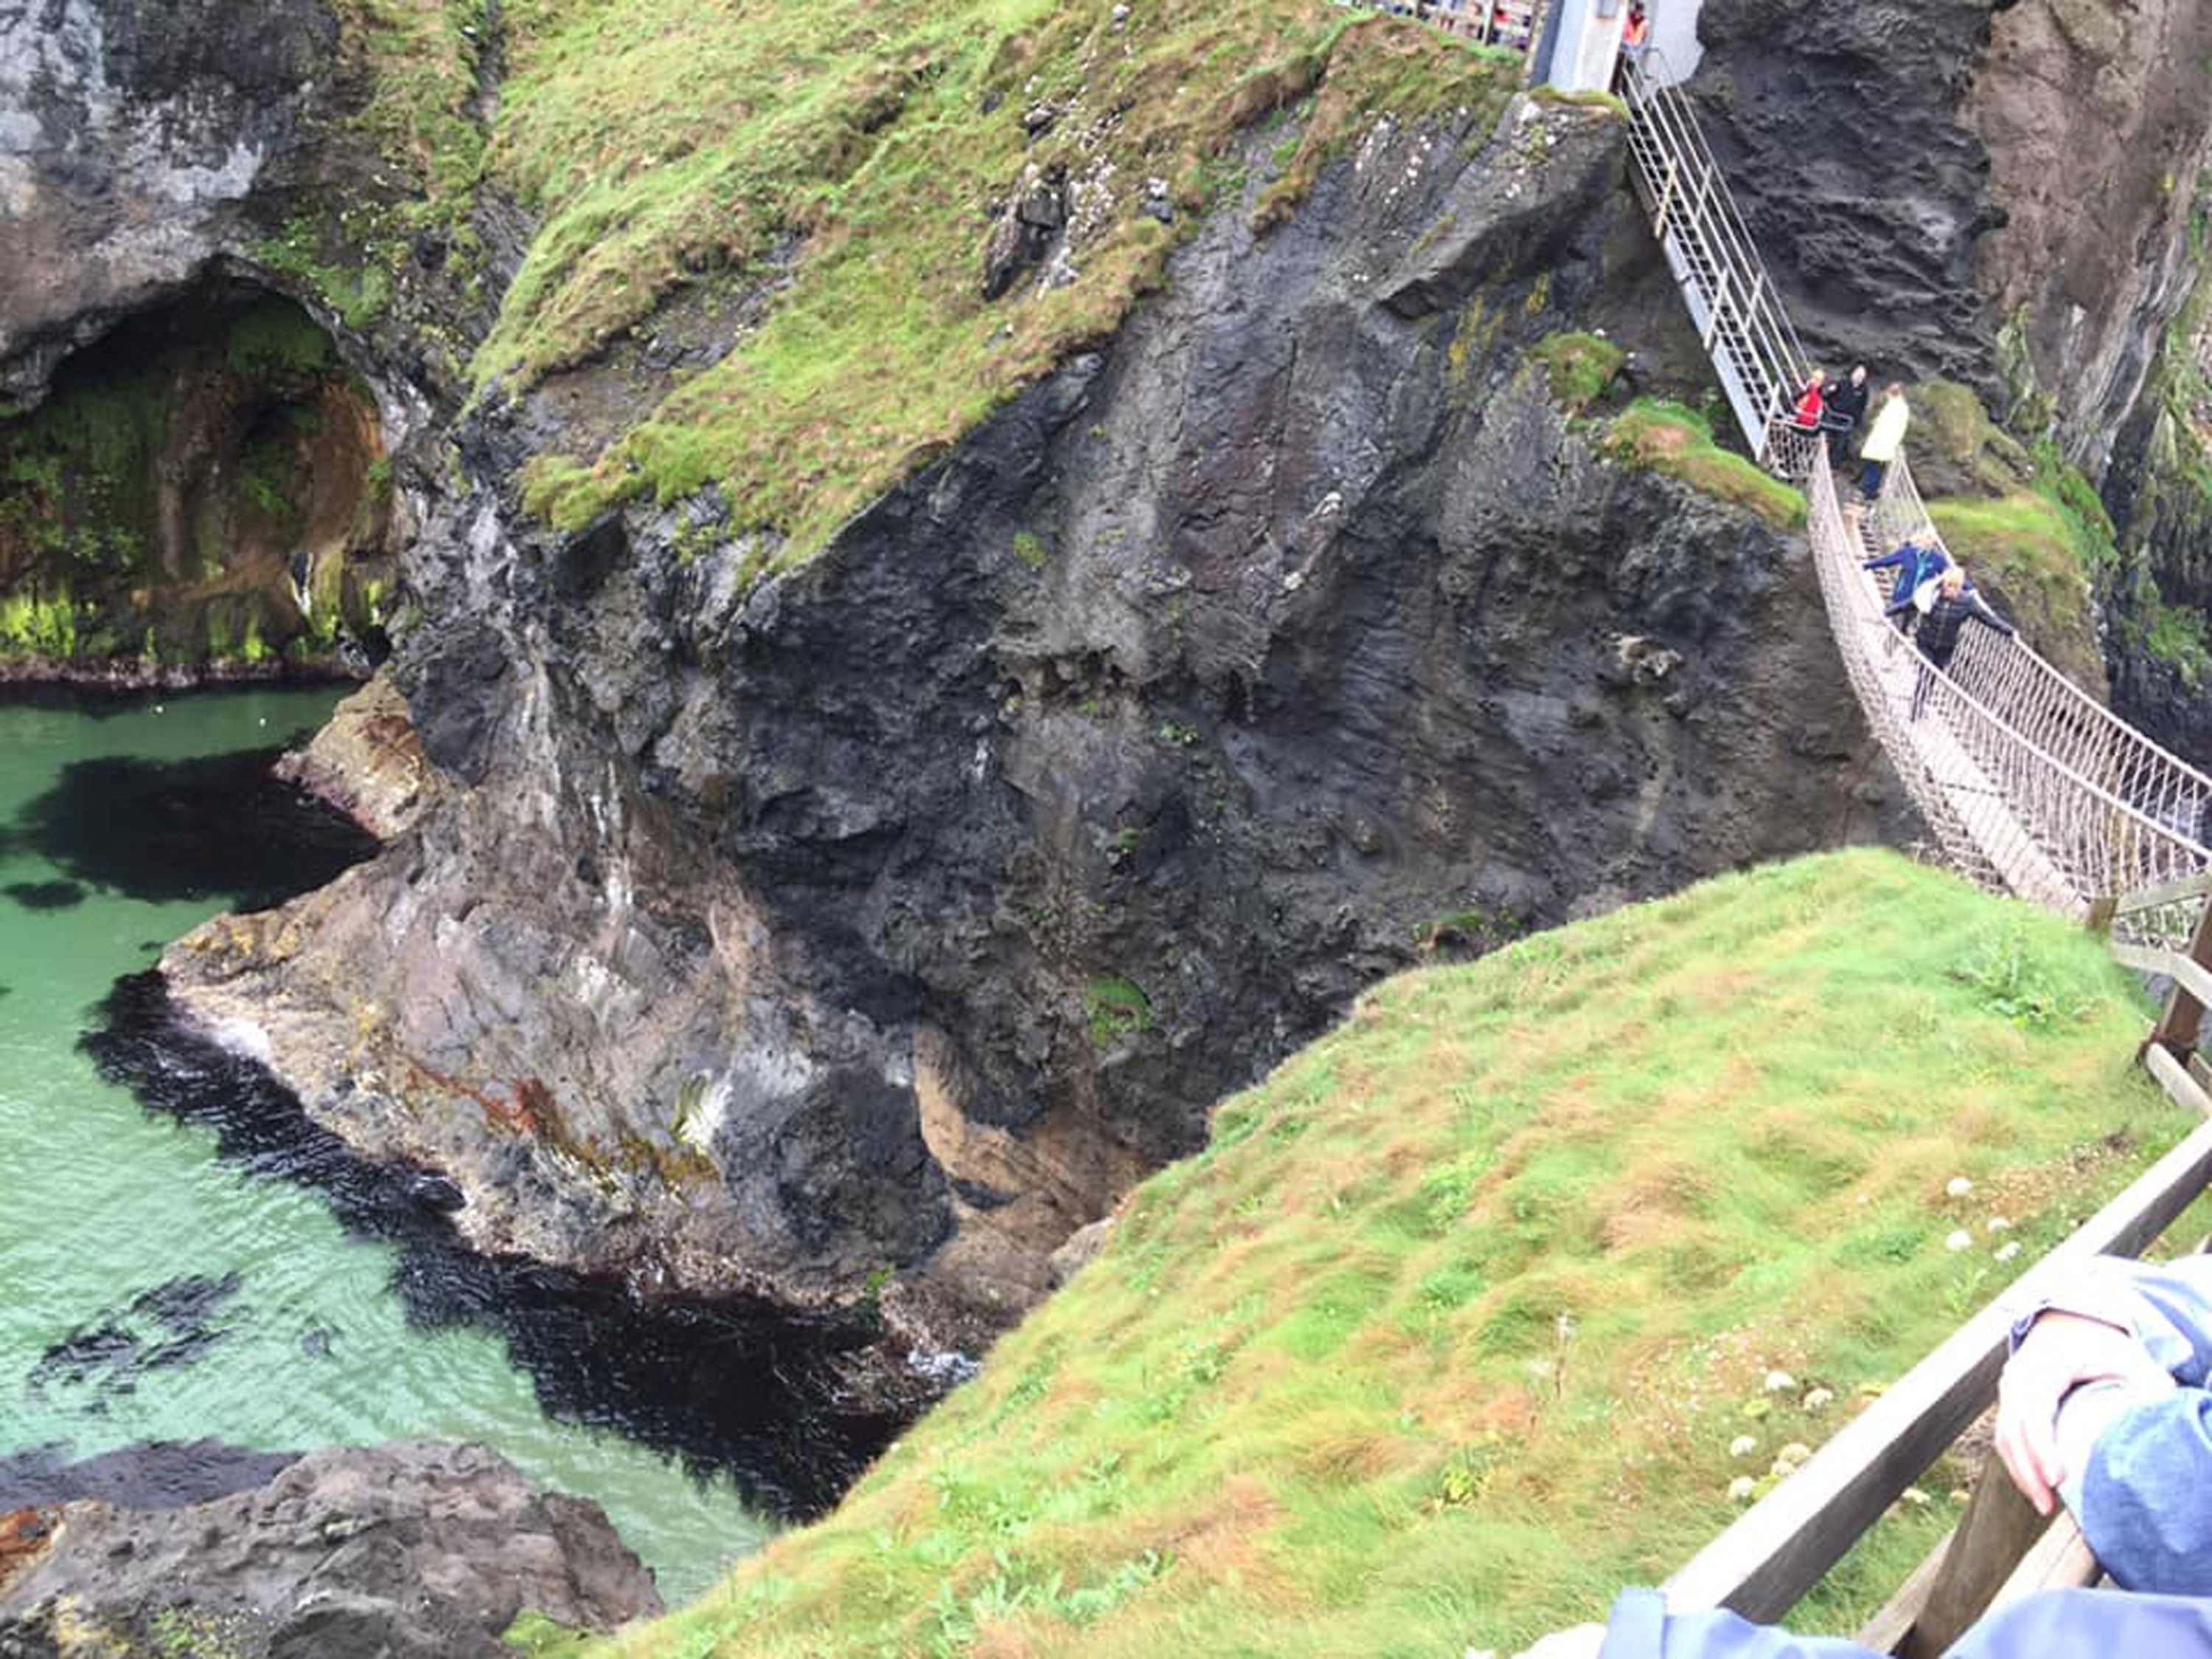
[{"left": 0, "top": 1441, "right": 663, "bottom": 1658}]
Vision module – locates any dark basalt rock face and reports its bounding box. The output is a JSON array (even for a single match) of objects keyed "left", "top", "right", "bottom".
[
  {"left": 0, "top": 1441, "right": 663, "bottom": 1658},
  {"left": 1686, "top": 0, "right": 2005, "bottom": 392},
  {"left": 157, "top": 102, "right": 1911, "bottom": 1361}
]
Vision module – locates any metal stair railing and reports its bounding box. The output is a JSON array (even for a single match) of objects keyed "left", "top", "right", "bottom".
[{"left": 1620, "top": 46, "right": 1808, "bottom": 460}]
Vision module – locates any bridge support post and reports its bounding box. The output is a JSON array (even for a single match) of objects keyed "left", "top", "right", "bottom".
[{"left": 2150, "top": 896, "right": 2212, "bottom": 1058}]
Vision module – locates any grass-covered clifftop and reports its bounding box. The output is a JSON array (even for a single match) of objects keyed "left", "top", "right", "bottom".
[
  {"left": 521, "top": 850, "right": 2174, "bottom": 1658},
  {"left": 329, "top": 0, "right": 1516, "bottom": 559}
]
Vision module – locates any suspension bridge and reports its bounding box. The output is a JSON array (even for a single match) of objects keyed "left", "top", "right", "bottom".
[
  {"left": 1617, "top": 47, "right": 2212, "bottom": 966},
  {"left": 1352, "top": 11, "right": 2212, "bottom": 1630}
]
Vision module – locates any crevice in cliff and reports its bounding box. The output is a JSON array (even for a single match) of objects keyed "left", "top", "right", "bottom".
[{"left": 0, "top": 279, "right": 400, "bottom": 680}]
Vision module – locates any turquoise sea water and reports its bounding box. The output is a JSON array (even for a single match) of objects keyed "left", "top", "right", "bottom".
[{"left": 0, "top": 686, "right": 771, "bottom": 1604}]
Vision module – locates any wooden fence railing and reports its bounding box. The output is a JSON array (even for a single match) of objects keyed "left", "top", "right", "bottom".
[{"left": 1649, "top": 870, "right": 2212, "bottom": 1650}]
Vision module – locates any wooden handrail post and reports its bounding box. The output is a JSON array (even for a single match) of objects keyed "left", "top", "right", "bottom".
[
  {"left": 2151, "top": 893, "right": 2212, "bottom": 1056},
  {"left": 1895, "top": 1469, "right": 2051, "bottom": 1658}
]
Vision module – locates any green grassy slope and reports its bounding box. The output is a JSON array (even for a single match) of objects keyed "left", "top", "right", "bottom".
[
  {"left": 332, "top": 0, "right": 1516, "bottom": 559},
  {"left": 536, "top": 850, "right": 2172, "bottom": 1659}
]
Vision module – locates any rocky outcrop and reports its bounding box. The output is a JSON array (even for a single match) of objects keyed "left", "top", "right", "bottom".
[
  {"left": 0, "top": 1441, "right": 661, "bottom": 1658},
  {"left": 1688, "top": 0, "right": 2212, "bottom": 475},
  {"left": 161, "top": 100, "right": 1911, "bottom": 1360},
  {"left": 276, "top": 669, "right": 431, "bottom": 838},
  {"left": 0, "top": 0, "right": 341, "bottom": 405}
]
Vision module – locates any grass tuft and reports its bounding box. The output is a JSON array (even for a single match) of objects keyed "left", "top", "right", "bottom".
[
  {"left": 1605, "top": 398, "right": 1806, "bottom": 528},
  {"left": 1531, "top": 331, "right": 1626, "bottom": 416}
]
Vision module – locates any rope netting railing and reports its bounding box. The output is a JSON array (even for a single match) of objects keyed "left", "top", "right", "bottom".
[
  {"left": 1860, "top": 453, "right": 2212, "bottom": 861},
  {"left": 1767, "top": 422, "right": 2212, "bottom": 942}
]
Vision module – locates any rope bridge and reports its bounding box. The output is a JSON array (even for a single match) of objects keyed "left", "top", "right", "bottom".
[{"left": 1621, "top": 46, "right": 2212, "bottom": 951}]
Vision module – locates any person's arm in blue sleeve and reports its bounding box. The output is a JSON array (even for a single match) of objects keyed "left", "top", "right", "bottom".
[
  {"left": 1579, "top": 1590, "right": 1882, "bottom": 1658},
  {"left": 1996, "top": 1255, "right": 2212, "bottom": 1593},
  {"left": 1949, "top": 1586, "right": 2212, "bottom": 1658}
]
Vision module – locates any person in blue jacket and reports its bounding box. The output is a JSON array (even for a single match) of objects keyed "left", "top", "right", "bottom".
[
  {"left": 1507, "top": 1253, "right": 2212, "bottom": 1658},
  {"left": 1861, "top": 539, "right": 1950, "bottom": 630}
]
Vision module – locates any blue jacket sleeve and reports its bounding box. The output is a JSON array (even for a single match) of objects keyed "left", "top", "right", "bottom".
[
  {"left": 1597, "top": 1585, "right": 2212, "bottom": 1658},
  {"left": 1861, "top": 549, "right": 1908, "bottom": 572},
  {"left": 2030, "top": 1255, "right": 2212, "bottom": 1382},
  {"left": 1947, "top": 1587, "right": 2212, "bottom": 1658},
  {"left": 2017, "top": 1256, "right": 2212, "bottom": 1594},
  {"left": 1596, "top": 1590, "right": 1883, "bottom": 1659},
  {"left": 2079, "top": 1393, "right": 2212, "bottom": 1593}
]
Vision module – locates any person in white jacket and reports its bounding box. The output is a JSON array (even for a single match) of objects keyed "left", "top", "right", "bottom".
[{"left": 1856, "top": 383, "right": 1910, "bottom": 498}]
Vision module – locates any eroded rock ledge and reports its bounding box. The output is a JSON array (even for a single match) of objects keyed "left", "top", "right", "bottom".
[{"left": 0, "top": 1441, "right": 661, "bottom": 1658}]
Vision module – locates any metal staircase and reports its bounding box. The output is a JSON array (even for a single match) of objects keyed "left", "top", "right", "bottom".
[{"left": 1619, "top": 48, "right": 1805, "bottom": 460}]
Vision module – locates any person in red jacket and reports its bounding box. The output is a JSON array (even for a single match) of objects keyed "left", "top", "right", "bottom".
[{"left": 1790, "top": 369, "right": 1827, "bottom": 439}]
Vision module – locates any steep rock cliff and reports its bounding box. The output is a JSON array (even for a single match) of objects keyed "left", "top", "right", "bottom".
[
  {"left": 161, "top": 101, "right": 1908, "bottom": 1355},
  {"left": 0, "top": 0, "right": 340, "bottom": 402},
  {"left": 1688, "top": 0, "right": 2212, "bottom": 473}
]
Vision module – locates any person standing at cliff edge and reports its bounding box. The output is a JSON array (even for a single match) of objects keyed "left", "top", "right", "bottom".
[
  {"left": 1857, "top": 382, "right": 1910, "bottom": 498},
  {"left": 1613, "top": 2, "right": 1650, "bottom": 91}
]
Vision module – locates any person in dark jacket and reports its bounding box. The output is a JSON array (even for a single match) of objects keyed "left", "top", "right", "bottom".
[
  {"left": 1862, "top": 538, "right": 1950, "bottom": 630},
  {"left": 1823, "top": 364, "right": 1870, "bottom": 462},
  {"left": 1910, "top": 564, "right": 2015, "bottom": 719}
]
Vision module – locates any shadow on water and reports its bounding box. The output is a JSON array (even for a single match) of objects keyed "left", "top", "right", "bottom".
[
  {"left": 83, "top": 978, "right": 904, "bottom": 1524},
  {"left": 32, "top": 710, "right": 906, "bottom": 1523},
  {"left": 3, "top": 746, "right": 377, "bottom": 912},
  {"left": 4, "top": 880, "right": 86, "bottom": 911},
  {"left": 0, "top": 1439, "right": 299, "bottom": 1512}
]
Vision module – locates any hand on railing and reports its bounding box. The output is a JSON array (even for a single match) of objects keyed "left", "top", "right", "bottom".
[{"left": 1994, "top": 1310, "right": 2179, "bottom": 1518}]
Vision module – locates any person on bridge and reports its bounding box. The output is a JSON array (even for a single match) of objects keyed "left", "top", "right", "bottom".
[
  {"left": 1790, "top": 369, "right": 1827, "bottom": 437},
  {"left": 1863, "top": 538, "right": 1951, "bottom": 630},
  {"left": 1824, "top": 364, "right": 1871, "bottom": 462},
  {"left": 1857, "top": 383, "right": 1911, "bottom": 498},
  {"left": 1910, "top": 564, "right": 2015, "bottom": 720},
  {"left": 1498, "top": 1251, "right": 2212, "bottom": 1658},
  {"left": 1613, "top": 2, "right": 1651, "bottom": 90}
]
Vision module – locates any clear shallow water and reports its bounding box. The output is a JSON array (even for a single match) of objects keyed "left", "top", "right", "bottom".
[{"left": 0, "top": 687, "right": 775, "bottom": 1604}]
